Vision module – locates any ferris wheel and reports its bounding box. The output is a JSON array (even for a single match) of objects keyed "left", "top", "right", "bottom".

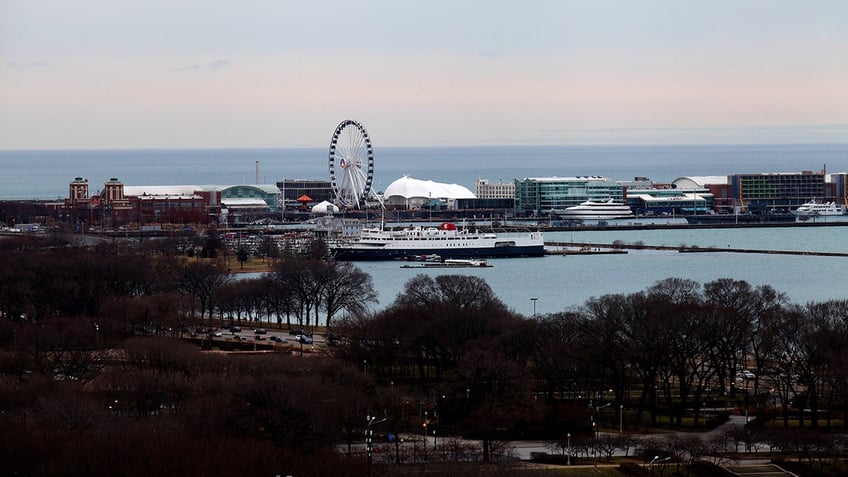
[{"left": 328, "top": 119, "right": 374, "bottom": 210}]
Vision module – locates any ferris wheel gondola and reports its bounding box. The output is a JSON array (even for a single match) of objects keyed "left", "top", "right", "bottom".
[{"left": 328, "top": 119, "right": 374, "bottom": 210}]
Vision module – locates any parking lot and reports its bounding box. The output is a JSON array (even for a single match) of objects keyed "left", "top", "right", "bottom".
[{"left": 194, "top": 325, "right": 325, "bottom": 352}]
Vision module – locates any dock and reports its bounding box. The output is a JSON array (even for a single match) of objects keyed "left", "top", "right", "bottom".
[
  {"left": 546, "top": 245, "right": 628, "bottom": 256},
  {"left": 401, "top": 259, "right": 493, "bottom": 268},
  {"left": 546, "top": 241, "right": 848, "bottom": 258}
]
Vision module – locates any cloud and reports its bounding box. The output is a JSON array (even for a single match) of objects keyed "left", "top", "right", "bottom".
[
  {"left": 6, "top": 60, "right": 52, "bottom": 69},
  {"left": 170, "top": 59, "right": 231, "bottom": 72}
]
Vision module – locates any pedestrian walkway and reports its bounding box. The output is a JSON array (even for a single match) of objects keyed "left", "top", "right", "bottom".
[
  {"left": 355, "top": 412, "right": 796, "bottom": 473},
  {"left": 723, "top": 462, "right": 798, "bottom": 477},
  {"left": 508, "top": 414, "right": 752, "bottom": 461}
]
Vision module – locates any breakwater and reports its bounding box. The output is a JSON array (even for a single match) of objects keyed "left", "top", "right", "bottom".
[{"left": 545, "top": 241, "right": 848, "bottom": 258}]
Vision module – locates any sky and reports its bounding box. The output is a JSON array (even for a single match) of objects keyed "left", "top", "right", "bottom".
[{"left": 1, "top": 0, "right": 847, "bottom": 149}]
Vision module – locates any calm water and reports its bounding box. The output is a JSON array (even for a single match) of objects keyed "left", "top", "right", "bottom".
[
  {"left": 360, "top": 225, "right": 848, "bottom": 317},
  {"left": 2, "top": 143, "right": 847, "bottom": 200}
]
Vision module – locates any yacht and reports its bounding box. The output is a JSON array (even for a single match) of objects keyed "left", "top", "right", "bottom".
[
  {"left": 791, "top": 200, "right": 846, "bottom": 216},
  {"left": 555, "top": 199, "right": 634, "bottom": 219}
]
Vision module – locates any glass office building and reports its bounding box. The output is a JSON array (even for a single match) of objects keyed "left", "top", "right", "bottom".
[{"left": 514, "top": 176, "right": 625, "bottom": 215}]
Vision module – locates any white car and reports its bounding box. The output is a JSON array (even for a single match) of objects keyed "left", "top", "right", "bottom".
[{"left": 740, "top": 370, "right": 755, "bottom": 380}]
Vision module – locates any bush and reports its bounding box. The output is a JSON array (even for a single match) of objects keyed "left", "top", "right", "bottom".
[
  {"left": 529, "top": 453, "right": 572, "bottom": 465},
  {"left": 619, "top": 462, "right": 647, "bottom": 476}
]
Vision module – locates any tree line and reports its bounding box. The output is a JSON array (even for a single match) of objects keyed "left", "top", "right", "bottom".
[
  {"left": 1, "top": 233, "right": 847, "bottom": 475},
  {"left": 0, "top": 232, "right": 374, "bottom": 332}
]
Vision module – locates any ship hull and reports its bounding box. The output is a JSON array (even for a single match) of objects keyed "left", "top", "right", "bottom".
[{"left": 331, "top": 243, "right": 545, "bottom": 261}]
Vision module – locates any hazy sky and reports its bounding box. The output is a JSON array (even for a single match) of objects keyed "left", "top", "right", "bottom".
[{"left": 1, "top": 0, "right": 846, "bottom": 149}]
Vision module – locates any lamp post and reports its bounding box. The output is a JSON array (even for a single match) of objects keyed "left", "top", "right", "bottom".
[
  {"left": 566, "top": 432, "right": 571, "bottom": 465},
  {"left": 771, "top": 387, "right": 777, "bottom": 428},
  {"left": 530, "top": 297, "right": 538, "bottom": 316},
  {"left": 423, "top": 411, "right": 428, "bottom": 459},
  {"left": 593, "top": 421, "right": 598, "bottom": 473},
  {"left": 433, "top": 429, "right": 437, "bottom": 454},
  {"left": 649, "top": 455, "right": 670, "bottom": 476},
  {"left": 619, "top": 404, "right": 623, "bottom": 433},
  {"left": 366, "top": 415, "right": 387, "bottom": 477}
]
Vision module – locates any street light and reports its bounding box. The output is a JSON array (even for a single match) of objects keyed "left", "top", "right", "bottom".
[
  {"left": 593, "top": 421, "right": 598, "bottom": 472},
  {"left": 423, "top": 411, "right": 428, "bottom": 459},
  {"left": 566, "top": 432, "right": 571, "bottom": 465},
  {"left": 771, "top": 387, "right": 777, "bottom": 428},
  {"left": 649, "top": 455, "right": 670, "bottom": 476},
  {"left": 366, "top": 415, "right": 387, "bottom": 477},
  {"left": 619, "top": 404, "right": 623, "bottom": 433},
  {"left": 590, "top": 401, "right": 611, "bottom": 429},
  {"left": 433, "top": 429, "right": 437, "bottom": 453},
  {"left": 530, "top": 297, "right": 538, "bottom": 316}
]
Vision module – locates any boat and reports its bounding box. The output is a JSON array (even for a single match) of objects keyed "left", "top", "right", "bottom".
[
  {"left": 554, "top": 199, "right": 634, "bottom": 219},
  {"left": 444, "top": 258, "right": 492, "bottom": 267},
  {"left": 330, "top": 222, "right": 545, "bottom": 261},
  {"left": 791, "top": 200, "right": 846, "bottom": 216},
  {"left": 412, "top": 253, "right": 443, "bottom": 262},
  {"left": 401, "top": 258, "right": 493, "bottom": 268}
]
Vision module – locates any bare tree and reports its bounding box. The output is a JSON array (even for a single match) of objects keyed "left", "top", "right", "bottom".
[
  {"left": 270, "top": 258, "right": 324, "bottom": 329},
  {"left": 320, "top": 261, "right": 378, "bottom": 330},
  {"left": 171, "top": 261, "right": 232, "bottom": 320}
]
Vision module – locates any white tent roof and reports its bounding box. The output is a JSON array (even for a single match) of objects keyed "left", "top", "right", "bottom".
[
  {"left": 383, "top": 175, "right": 475, "bottom": 200},
  {"left": 222, "top": 198, "right": 269, "bottom": 209},
  {"left": 672, "top": 176, "right": 728, "bottom": 188},
  {"left": 311, "top": 200, "right": 339, "bottom": 215},
  {"left": 124, "top": 185, "right": 205, "bottom": 196}
]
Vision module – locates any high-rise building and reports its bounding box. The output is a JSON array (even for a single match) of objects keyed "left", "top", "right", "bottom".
[{"left": 475, "top": 179, "right": 515, "bottom": 199}]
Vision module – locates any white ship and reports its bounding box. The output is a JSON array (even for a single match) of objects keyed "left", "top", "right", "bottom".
[
  {"left": 791, "top": 200, "right": 846, "bottom": 216},
  {"left": 330, "top": 222, "right": 545, "bottom": 261},
  {"left": 555, "top": 199, "right": 634, "bottom": 219}
]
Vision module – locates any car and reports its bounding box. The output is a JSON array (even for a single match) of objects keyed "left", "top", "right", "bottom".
[
  {"left": 231, "top": 326, "right": 241, "bottom": 333},
  {"left": 735, "top": 370, "right": 756, "bottom": 382},
  {"left": 289, "top": 328, "right": 312, "bottom": 337},
  {"left": 270, "top": 335, "right": 287, "bottom": 343},
  {"left": 211, "top": 332, "right": 223, "bottom": 338},
  {"left": 254, "top": 335, "right": 266, "bottom": 340},
  {"left": 296, "top": 335, "right": 313, "bottom": 345},
  {"left": 254, "top": 328, "right": 266, "bottom": 335}
]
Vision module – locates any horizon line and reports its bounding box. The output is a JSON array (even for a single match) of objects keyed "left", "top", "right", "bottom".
[{"left": 3, "top": 141, "right": 848, "bottom": 153}]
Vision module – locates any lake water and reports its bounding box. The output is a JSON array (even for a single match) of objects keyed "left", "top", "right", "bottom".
[
  {"left": 237, "top": 225, "right": 847, "bottom": 320},
  {"left": 2, "top": 143, "right": 847, "bottom": 200},
  {"left": 359, "top": 224, "right": 848, "bottom": 316}
]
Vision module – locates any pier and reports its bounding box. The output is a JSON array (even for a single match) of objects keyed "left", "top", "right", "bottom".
[{"left": 545, "top": 241, "right": 848, "bottom": 258}]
